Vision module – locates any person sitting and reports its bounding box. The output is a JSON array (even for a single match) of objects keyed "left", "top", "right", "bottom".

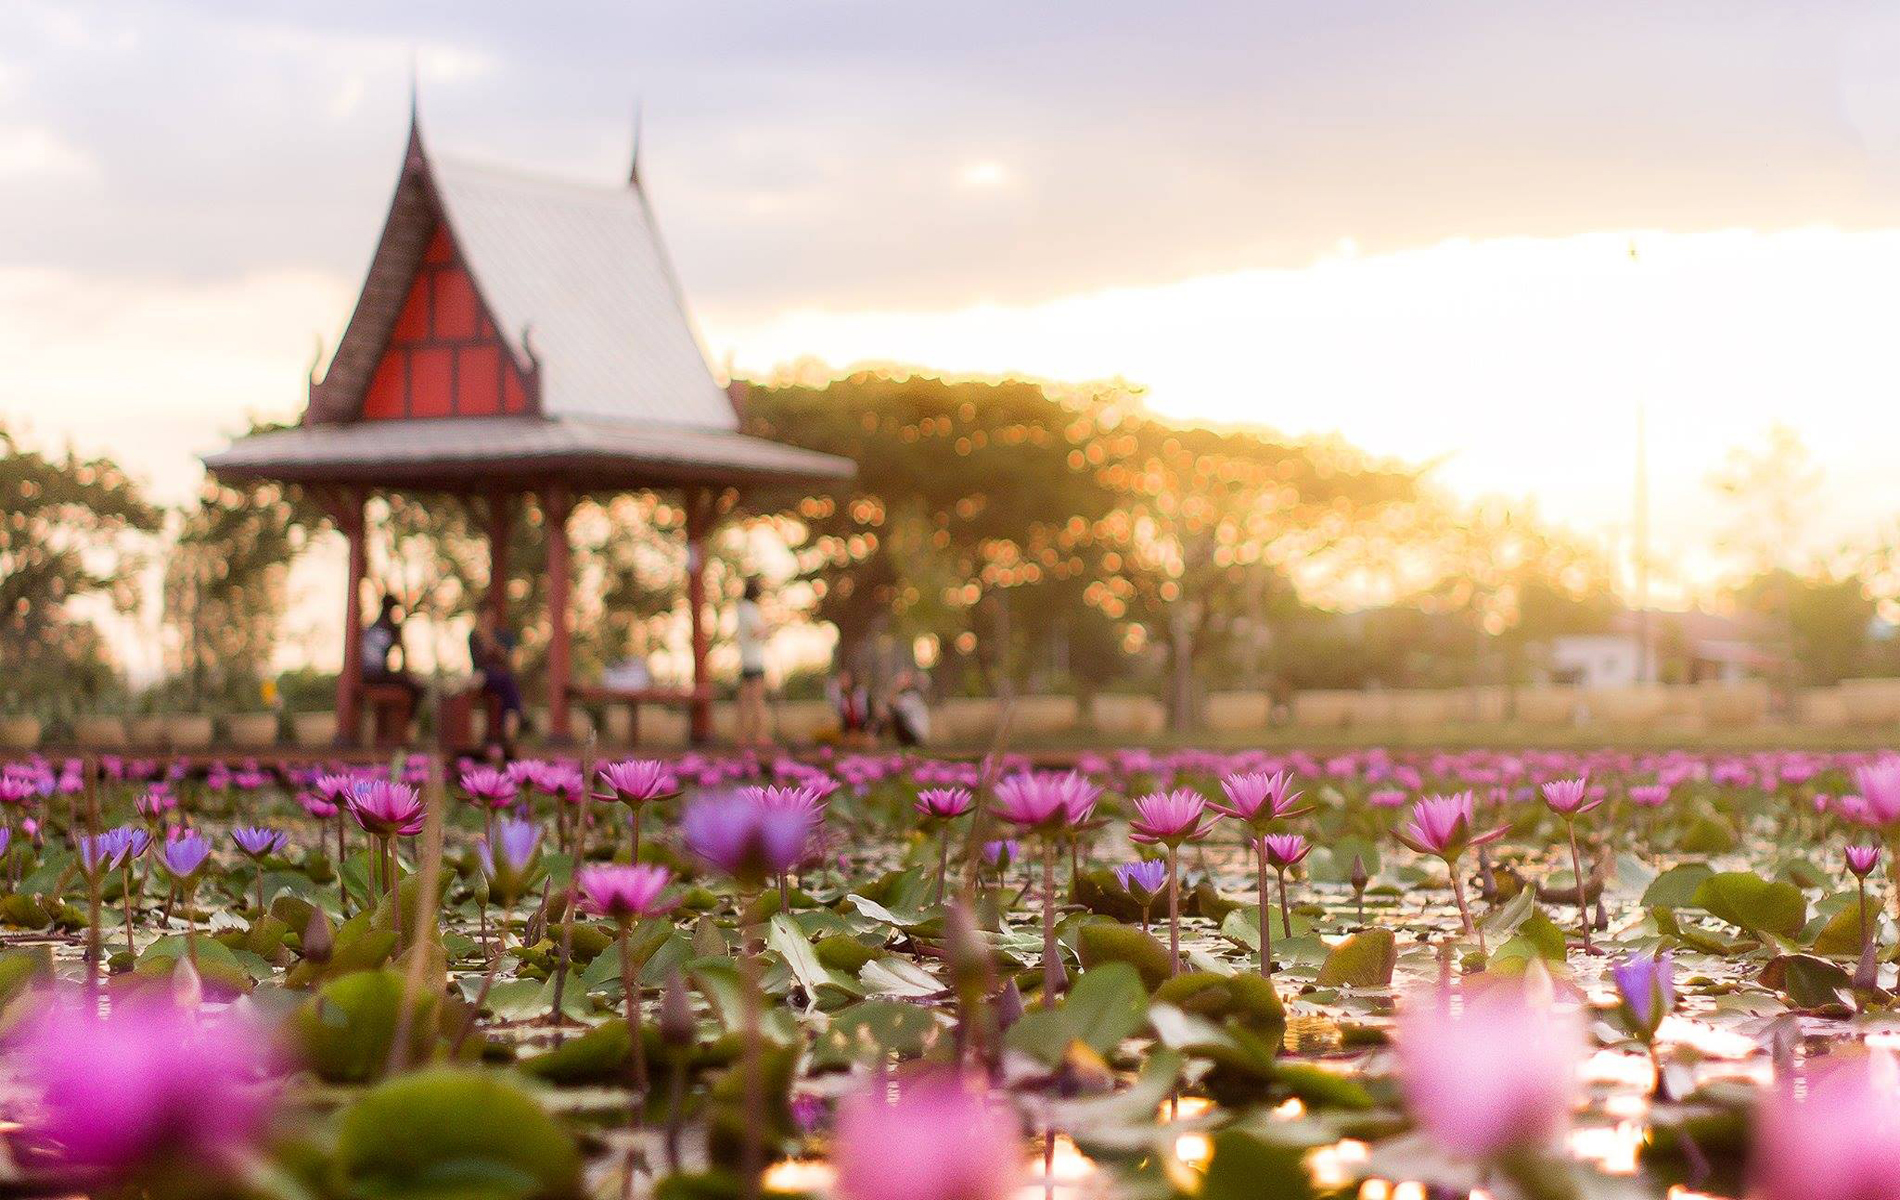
[
  {"left": 827, "top": 667, "right": 873, "bottom": 742},
  {"left": 882, "top": 669, "right": 931, "bottom": 747},
  {"left": 468, "top": 606, "right": 524, "bottom": 745},
  {"left": 361, "top": 595, "right": 422, "bottom": 709}
]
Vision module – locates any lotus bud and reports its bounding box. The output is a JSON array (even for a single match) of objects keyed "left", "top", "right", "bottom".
[
  {"left": 994, "top": 978, "right": 1025, "bottom": 1032},
  {"left": 303, "top": 908, "right": 334, "bottom": 964},
  {"left": 171, "top": 955, "right": 203, "bottom": 1011},
  {"left": 659, "top": 968, "right": 694, "bottom": 1049}
]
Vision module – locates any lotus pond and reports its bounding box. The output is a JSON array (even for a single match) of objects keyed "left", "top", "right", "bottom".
[{"left": 0, "top": 746, "right": 1891, "bottom": 1200}]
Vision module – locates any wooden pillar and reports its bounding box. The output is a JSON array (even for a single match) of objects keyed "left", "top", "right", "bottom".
[
  {"left": 686, "top": 489, "right": 713, "bottom": 745},
  {"left": 545, "top": 485, "right": 574, "bottom": 745},
  {"left": 335, "top": 492, "right": 367, "bottom": 747},
  {"left": 486, "top": 492, "right": 512, "bottom": 624}
]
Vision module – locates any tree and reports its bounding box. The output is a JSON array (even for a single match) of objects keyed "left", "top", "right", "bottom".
[
  {"left": 742, "top": 373, "right": 1124, "bottom": 694},
  {"left": 1708, "top": 424, "right": 1822, "bottom": 578},
  {"left": 0, "top": 425, "right": 161, "bottom": 717}
]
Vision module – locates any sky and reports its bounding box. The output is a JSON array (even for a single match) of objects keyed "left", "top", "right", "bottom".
[{"left": 10, "top": 0, "right": 1900, "bottom": 613}]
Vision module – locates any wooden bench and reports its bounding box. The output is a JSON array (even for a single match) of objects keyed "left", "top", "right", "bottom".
[
  {"left": 357, "top": 681, "right": 415, "bottom": 748},
  {"left": 438, "top": 685, "right": 510, "bottom": 755},
  {"left": 568, "top": 685, "right": 706, "bottom": 746}
]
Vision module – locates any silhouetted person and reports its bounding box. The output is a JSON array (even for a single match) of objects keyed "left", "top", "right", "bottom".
[
  {"left": 361, "top": 595, "right": 421, "bottom": 707},
  {"left": 735, "top": 578, "right": 771, "bottom": 747},
  {"left": 469, "top": 605, "right": 523, "bottom": 743}
]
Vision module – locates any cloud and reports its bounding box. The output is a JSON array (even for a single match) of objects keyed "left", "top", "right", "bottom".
[
  {"left": 0, "top": 123, "right": 93, "bottom": 179},
  {"left": 0, "top": 266, "right": 352, "bottom": 502},
  {"left": 706, "top": 225, "right": 1900, "bottom": 590}
]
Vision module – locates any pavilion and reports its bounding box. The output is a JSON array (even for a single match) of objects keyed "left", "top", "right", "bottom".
[{"left": 204, "top": 111, "right": 853, "bottom": 746}]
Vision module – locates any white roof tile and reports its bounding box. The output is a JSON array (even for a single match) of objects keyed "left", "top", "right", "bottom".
[{"left": 429, "top": 155, "right": 736, "bottom": 431}]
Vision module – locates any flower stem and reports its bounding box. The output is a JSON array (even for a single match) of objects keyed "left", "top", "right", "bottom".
[
  {"left": 1448, "top": 856, "right": 1486, "bottom": 955},
  {"left": 739, "top": 900, "right": 765, "bottom": 1200},
  {"left": 1257, "top": 839, "right": 1274, "bottom": 978},
  {"left": 1166, "top": 844, "right": 1181, "bottom": 976},
  {"left": 621, "top": 923, "right": 647, "bottom": 1094},
  {"left": 1277, "top": 868, "right": 1292, "bottom": 939},
  {"left": 1041, "top": 837, "right": 1059, "bottom": 1008},
  {"left": 1567, "top": 818, "right": 1593, "bottom": 953},
  {"left": 121, "top": 863, "right": 135, "bottom": 959},
  {"left": 336, "top": 815, "right": 349, "bottom": 917},
  {"left": 935, "top": 832, "right": 950, "bottom": 906}
]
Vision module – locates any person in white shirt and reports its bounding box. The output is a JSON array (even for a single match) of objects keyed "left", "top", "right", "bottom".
[{"left": 735, "top": 578, "right": 770, "bottom": 747}]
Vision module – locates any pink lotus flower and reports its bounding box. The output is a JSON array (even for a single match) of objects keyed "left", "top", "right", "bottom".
[
  {"left": 1540, "top": 775, "right": 1601, "bottom": 817},
  {"left": 1397, "top": 980, "right": 1583, "bottom": 1160},
  {"left": 914, "top": 787, "right": 974, "bottom": 821},
  {"left": 459, "top": 765, "right": 519, "bottom": 809},
  {"left": 1853, "top": 759, "right": 1900, "bottom": 826},
  {"left": 1393, "top": 792, "right": 1507, "bottom": 861},
  {"left": 991, "top": 772, "right": 1099, "bottom": 832},
  {"left": 597, "top": 759, "right": 678, "bottom": 805},
  {"left": 834, "top": 1072, "right": 1020, "bottom": 1200},
  {"left": 682, "top": 791, "right": 812, "bottom": 887},
  {"left": 346, "top": 779, "right": 425, "bottom": 837},
  {"left": 1367, "top": 787, "right": 1409, "bottom": 809},
  {"left": 1216, "top": 770, "right": 1309, "bottom": 830},
  {"left": 1627, "top": 784, "right": 1670, "bottom": 808},
  {"left": 1260, "top": 832, "right": 1311, "bottom": 869},
  {"left": 1128, "top": 788, "right": 1216, "bottom": 847},
  {"left": 1848, "top": 843, "right": 1881, "bottom": 878},
  {"left": 577, "top": 863, "right": 675, "bottom": 923},
  {"left": 1754, "top": 1051, "right": 1900, "bottom": 1200},
  {"left": 12, "top": 993, "right": 277, "bottom": 1177}
]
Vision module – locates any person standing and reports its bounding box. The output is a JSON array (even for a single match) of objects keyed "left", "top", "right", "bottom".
[
  {"left": 735, "top": 578, "right": 770, "bottom": 747},
  {"left": 468, "top": 605, "right": 523, "bottom": 748}
]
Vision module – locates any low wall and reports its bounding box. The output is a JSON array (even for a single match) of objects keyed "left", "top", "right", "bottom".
[{"left": 4, "top": 678, "right": 1896, "bottom": 755}]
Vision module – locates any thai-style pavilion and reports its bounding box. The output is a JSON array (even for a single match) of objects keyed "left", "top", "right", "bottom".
[{"left": 204, "top": 111, "right": 852, "bottom": 746}]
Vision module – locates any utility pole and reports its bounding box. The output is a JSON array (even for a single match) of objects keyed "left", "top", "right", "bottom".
[
  {"left": 1629, "top": 239, "right": 1651, "bottom": 685},
  {"left": 1634, "top": 398, "right": 1650, "bottom": 683}
]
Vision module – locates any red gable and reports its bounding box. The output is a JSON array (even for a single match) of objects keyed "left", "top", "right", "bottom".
[{"left": 361, "top": 225, "right": 531, "bottom": 421}]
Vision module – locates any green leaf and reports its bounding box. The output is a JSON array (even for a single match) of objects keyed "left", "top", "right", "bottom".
[
  {"left": 1075, "top": 920, "right": 1173, "bottom": 990},
  {"left": 1480, "top": 886, "right": 1537, "bottom": 937},
  {"left": 767, "top": 913, "right": 832, "bottom": 1000},
  {"left": 1062, "top": 961, "right": 1149, "bottom": 1055},
  {"left": 1314, "top": 929, "right": 1397, "bottom": 988},
  {"left": 336, "top": 1066, "right": 582, "bottom": 1200},
  {"left": 1152, "top": 971, "right": 1285, "bottom": 1030},
  {"left": 843, "top": 893, "right": 932, "bottom": 929},
  {"left": 811, "top": 1001, "right": 943, "bottom": 1069},
  {"left": 1693, "top": 872, "right": 1807, "bottom": 937},
  {"left": 1812, "top": 902, "right": 1874, "bottom": 957},
  {"left": 288, "top": 968, "right": 438, "bottom": 1084},
  {"left": 857, "top": 956, "right": 943, "bottom": 999},
  {"left": 1759, "top": 954, "right": 1854, "bottom": 1011},
  {"left": 1200, "top": 1130, "right": 1315, "bottom": 1200},
  {"left": 1643, "top": 862, "right": 1714, "bottom": 910},
  {"left": 1005, "top": 961, "right": 1149, "bottom": 1066},
  {"left": 1492, "top": 911, "right": 1569, "bottom": 971}
]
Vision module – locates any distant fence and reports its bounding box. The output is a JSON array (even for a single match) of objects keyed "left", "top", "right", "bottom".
[{"left": 7, "top": 679, "right": 1900, "bottom": 752}]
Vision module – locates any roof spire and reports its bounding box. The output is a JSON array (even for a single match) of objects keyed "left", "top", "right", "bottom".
[
  {"left": 404, "top": 53, "right": 426, "bottom": 169},
  {"left": 628, "top": 98, "right": 643, "bottom": 187}
]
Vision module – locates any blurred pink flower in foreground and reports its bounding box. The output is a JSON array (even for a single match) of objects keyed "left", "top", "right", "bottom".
[
  {"left": 1397, "top": 980, "right": 1583, "bottom": 1161},
  {"left": 834, "top": 1072, "right": 1020, "bottom": 1200},
  {"left": 11, "top": 993, "right": 276, "bottom": 1177},
  {"left": 1754, "top": 1051, "right": 1900, "bottom": 1200}
]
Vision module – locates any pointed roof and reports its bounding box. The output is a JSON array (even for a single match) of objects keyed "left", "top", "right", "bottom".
[
  {"left": 209, "top": 114, "right": 850, "bottom": 491},
  {"left": 309, "top": 117, "right": 736, "bottom": 431}
]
